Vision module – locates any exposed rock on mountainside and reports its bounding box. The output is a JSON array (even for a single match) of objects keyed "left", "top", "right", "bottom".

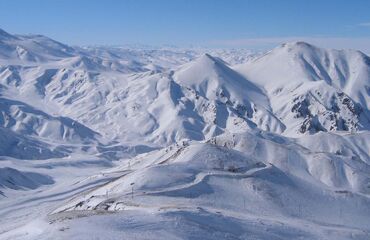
[{"left": 0, "top": 29, "right": 369, "bottom": 240}]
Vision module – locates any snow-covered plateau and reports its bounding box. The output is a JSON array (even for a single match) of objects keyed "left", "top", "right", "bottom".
[{"left": 0, "top": 28, "right": 369, "bottom": 240}]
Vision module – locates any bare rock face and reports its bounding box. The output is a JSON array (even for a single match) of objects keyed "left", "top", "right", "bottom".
[{"left": 291, "top": 90, "right": 369, "bottom": 134}]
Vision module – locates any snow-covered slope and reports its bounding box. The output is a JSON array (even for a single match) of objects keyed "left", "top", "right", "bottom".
[
  {"left": 47, "top": 131, "right": 370, "bottom": 239},
  {"left": 0, "top": 97, "right": 99, "bottom": 143},
  {"left": 235, "top": 42, "right": 370, "bottom": 135},
  {"left": 0, "top": 29, "right": 369, "bottom": 240},
  {"left": 269, "top": 80, "right": 370, "bottom": 135},
  {"left": 0, "top": 29, "right": 75, "bottom": 63},
  {"left": 235, "top": 42, "right": 370, "bottom": 107}
]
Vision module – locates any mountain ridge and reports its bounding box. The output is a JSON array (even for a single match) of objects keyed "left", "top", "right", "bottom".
[{"left": 0, "top": 28, "right": 369, "bottom": 240}]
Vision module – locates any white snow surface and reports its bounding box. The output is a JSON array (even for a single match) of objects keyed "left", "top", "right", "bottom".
[{"left": 0, "top": 29, "right": 369, "bottom": 240}]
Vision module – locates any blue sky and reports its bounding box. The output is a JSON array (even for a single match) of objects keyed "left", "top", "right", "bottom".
[{"left": 1, "top": 0, "right": 370, "bottom": 50}]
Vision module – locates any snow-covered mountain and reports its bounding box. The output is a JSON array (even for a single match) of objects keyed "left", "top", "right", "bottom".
[
  {"left": 235, "top": 41, "right": 370, "bottom": 135},
  {"left": 0, "top": 29, "right": 75, "bottom": 63},
  {"left": 0, "top": 29, "right": 369, "bottom": 240}
]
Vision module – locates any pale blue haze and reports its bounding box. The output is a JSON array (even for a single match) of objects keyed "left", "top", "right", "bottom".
[{"left": 1, "top": 0, "right": 370, "bottom": 49}]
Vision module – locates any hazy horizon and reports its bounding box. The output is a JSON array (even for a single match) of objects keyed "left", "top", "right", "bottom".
[{"left": 1, "top": 0, "right": 370, "bottom": 52}]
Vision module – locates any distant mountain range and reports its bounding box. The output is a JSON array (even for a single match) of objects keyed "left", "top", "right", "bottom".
[{"left": 0, "top": 29, "right": 369, "bottom": 240}]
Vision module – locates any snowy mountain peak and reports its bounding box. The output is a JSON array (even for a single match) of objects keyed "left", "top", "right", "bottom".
[
  {"left": 200, "top": 53, "right": 227, "bottom": 65},
  {"left": 279, "top": 40, "right": 369, "bottom": 58},
  {"left": 237, "top": 41, "right": 370, "bottom": 108},
  {"left": 174, "top": 53, "right": 269, "bottom": 107},
  {"left": 0, "top": 28, "right": 18, "bottom": 41},
  {"left": 280, "top": 41, "right": 316, "bottom": 50}
]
